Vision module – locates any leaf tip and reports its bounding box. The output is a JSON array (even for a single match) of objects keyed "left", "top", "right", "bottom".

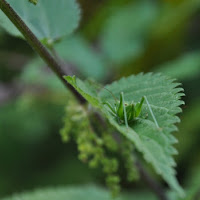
[{"left": 63, "top": 75, "right": 76, "bottom": 85}]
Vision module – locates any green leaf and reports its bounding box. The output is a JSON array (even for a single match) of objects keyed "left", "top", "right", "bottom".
[
  {"left": 100, "top": 0, "right": 157, "bottom": 64},
  {"left": 0, "top": 0, "right": 80, "bottom": 45},
  {"left": 64, "top": 73, "right": 185, "bottom": 197},
  {"left": 156, "top": 51, "right": 200, "bottom": 80},
  {"left": 55, "top": 35, "right": 106, "bottom": 81},
  {"left": 1, "top": 185, "right": 157, "bottom": 200},
  {"left": 64, "top": 75, "right": 99, "bottom": 107}
]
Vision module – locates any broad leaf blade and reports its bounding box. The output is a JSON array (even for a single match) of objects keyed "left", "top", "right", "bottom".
[
  {"left": 55, "top": 35, "right": 106, "bottom": 81},
  {"left": 100, "top": 1, "right": 158, "bottom": 64},
  {"left": 99, "top": 73, "right": 184, "bottom": 196},
  {"left": 64, "top": 73, "right": 185, "bottom": 197},
  {"left": 0, "top": 0, "right": 80, "bottom": 45},
  {"left": 156, "top": 51, "right": 200, "bottom": 80}
]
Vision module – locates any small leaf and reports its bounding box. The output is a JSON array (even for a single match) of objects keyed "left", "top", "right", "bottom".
[
  {"left": 100, "top": 1, "right": 158, "bottom": 64},
  {"left": 156, "top": 51, "right": 200, "bottom": 80},
  {"left": 64, "top": 75, "right": 99, "bottom": 107},
  {"left": 0, "top": 0, "right": 80, "bottom": 45},
  {"left": 55, "top": 35, "right": 106, "bottom": 81},
  {"left": 64, "top": 73, "right": 185, "bottom": 197}
]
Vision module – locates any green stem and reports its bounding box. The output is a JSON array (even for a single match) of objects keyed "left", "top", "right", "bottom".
[
  {"left": 0, "top": 2, "right": 170, "bottom": 200},
  {"left": 0, "top": 0, "right": 85, "bottom": 103}
]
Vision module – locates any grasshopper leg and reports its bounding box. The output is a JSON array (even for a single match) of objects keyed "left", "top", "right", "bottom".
[
  {"left": 121, "top": 92, "right": 129, "bottom": 128},
  {"left": 144, "top": 96, "right": 159, "bottom": 129}
]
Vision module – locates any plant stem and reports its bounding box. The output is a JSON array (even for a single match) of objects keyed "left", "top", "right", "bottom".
[
  {"left": 0, "top": 0, "right": 85, "bottom": 104},
  {"left": 0, "top": 1, "right": 171, "bottom": 200},
  {"left": 93, "top": 110, "right": 169, "bottom": 200},
  {"left": 135, "top": 160, "right": 169, "bottom": 200}
]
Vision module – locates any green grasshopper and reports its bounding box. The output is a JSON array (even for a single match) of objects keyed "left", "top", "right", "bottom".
[{"left": 103, "top": 92, "right": 159, "bottom": 129}]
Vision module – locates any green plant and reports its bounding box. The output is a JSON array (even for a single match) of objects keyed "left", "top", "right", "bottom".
[
  {"left": 1, "top": 0, "right": 199, "bottom": 200},
  {"left": 103, "top": 92, "right": 145, "bottom": 128}
]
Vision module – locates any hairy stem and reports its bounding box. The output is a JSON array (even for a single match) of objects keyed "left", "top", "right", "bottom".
[
  {"left": 0, "top": 0, "right": 85, "bottom": 103},
  {"left": 0, "top": 1, "right": 171, "bottom": 200}
]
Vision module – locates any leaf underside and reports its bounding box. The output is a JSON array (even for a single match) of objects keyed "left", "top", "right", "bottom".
[{"left": 64, "top": 73, "right": 185, "bottom": 197}]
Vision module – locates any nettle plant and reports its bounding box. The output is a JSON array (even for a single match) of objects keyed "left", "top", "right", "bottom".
[{"left": 0, "top": 0, "right": 185, "bottom": 199}]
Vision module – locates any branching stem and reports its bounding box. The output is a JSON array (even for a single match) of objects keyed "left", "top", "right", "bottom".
[
  {"left": 0, "top": 1, "right": 170, "bottom": 200},
  {"left": 0, "top": 0, "right": 85, "bottom": 104}
]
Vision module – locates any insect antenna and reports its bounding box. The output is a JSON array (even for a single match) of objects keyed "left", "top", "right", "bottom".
[
  {"left": 144, "top": 96, "right": 159, "bottom": 129},
  {"left": 102, "top": 87, "right": 118, "bottom": 103},
  {"left": 90, "top": 80, "right": 118, "bottom": 103}
]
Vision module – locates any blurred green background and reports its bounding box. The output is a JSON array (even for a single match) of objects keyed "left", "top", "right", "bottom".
[{"left": 0, "top": 0, "right": 200, "bottom": 199}]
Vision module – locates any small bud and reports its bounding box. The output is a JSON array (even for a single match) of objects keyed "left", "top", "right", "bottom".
[
  {"left": 29, "top": 0, "right": 38, "bottom": 5},
  {"left": 89, "top": 157, "right": 99, "bottom": 168}
]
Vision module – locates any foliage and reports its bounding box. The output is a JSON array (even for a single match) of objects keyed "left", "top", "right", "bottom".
[
  {"left": 64, "top": 73, "right": 185, "bottom": 197},
  {"left": 0, "top": 0, "right": 80, "bottom": 45},
  {"left": 156, "top": 51, "right": 200, "bottom": 80},
  {"left": 60, "top": 98, "right": 139, "bottom": 196},
  {"left": 1, "top": 185, "right": 157, "bottom": 200},
  {"left": 55, "top": 35, "right": 106, "bottom": 81},
  {"left": 100, "top": 0, "right": 158, "bottom": 65},
  {"left": 0, "top": 0, "right": 200, "bottom": 199}
]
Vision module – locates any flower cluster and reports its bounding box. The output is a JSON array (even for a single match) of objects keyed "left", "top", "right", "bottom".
[{"left": 60, "top": 99, "right": 139, "bottom": 196}]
